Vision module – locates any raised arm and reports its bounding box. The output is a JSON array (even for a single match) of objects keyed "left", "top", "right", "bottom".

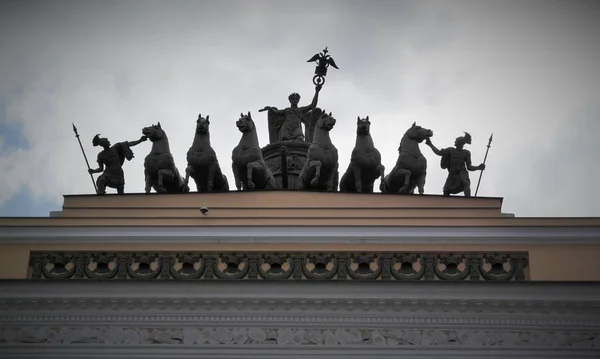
[
  {"left": 299, "top": 84, "right": 322, "bottom": 114},
  {"left": 425, "top": 138, "right": 443, "bottom": 156},
  {"left": 127, "top": 136, "right": 148, "bottom": 147}
]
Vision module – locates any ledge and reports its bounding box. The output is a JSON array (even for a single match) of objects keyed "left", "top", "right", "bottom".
[
  {"left": 2, "top": 279, "right": 600, "bottom": 301},
  {"left": 2, "top": 225, "right": 600, "bottom": 244}
]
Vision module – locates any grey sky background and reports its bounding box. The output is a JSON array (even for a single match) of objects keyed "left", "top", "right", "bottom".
[{"left": 0, "top": 0, "right": 599, "bottom": 217}]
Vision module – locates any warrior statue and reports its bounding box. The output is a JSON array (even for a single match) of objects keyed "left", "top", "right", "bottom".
[
  {"left": 260, "top": 84, "right": 322, "bottom": 143},
  {"left": 88, "top": 134, "right": 147, "bottom": 194},
  {"left": 425, "top": 132, "right": 486, "bottom": 197}
]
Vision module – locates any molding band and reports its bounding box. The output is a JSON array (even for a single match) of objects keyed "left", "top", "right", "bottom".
[{"left": 2, "top": 226, "right": 600, "bottom": 244}]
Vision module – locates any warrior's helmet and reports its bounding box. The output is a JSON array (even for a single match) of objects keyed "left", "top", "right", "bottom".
[
  {"left": 456, "top": 132, "right": 472, "bottom": 146},
  {"left": 92, "top": 134, "right": 101, "bottom": 147}
]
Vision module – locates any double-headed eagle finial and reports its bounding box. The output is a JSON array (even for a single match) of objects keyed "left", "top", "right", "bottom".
[
  {"left": 307, "top": 47, "right": 339, "bottom": 85},
  {"left": 307, "top": 47, "right": 339, "bottom": 70}
]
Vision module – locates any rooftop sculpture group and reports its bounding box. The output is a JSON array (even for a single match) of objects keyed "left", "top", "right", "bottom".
[{"left": 73, "top": 47, "right": 491, "bottom": 197}]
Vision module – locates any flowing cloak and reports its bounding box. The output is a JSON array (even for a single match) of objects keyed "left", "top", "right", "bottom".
[
  {"left": 97, "top": 142, "right": 134, "bottom": 187},
  {"left": 267, "top": 107, "right": 322, "bottom": 144},
  {"left": 439, "top": 147, "right": 471, "bottom": 194}
]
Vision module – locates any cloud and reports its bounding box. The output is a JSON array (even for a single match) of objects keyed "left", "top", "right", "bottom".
[{"left": 0, "top": 0, "right": 599, "bottom": 216}]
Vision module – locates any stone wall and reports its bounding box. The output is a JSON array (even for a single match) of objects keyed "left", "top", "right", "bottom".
[{"left": 0, "top": 280, "right": 599, "bottom": 358}]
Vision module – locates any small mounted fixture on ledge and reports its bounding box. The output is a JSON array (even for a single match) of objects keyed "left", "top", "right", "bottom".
[{"left": 200, "top": 204, "right": 208, "bottom": 215}]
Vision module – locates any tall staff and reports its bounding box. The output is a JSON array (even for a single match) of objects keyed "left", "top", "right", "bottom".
[
  {"left": 72, "top": 123, "right": 98, "bottom": 194},
  {"left": 474, "top": 133, "right": 493, "bottom": 197}
]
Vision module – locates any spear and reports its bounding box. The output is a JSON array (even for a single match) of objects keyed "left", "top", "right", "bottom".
[
  {"left": 72, "top": 123, "right": 98, "bottom": 194},
  {"left": 474, "top": 133, "right": 493, "bottom": 197}
]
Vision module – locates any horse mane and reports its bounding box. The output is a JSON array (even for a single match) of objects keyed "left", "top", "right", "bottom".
[
  {"left": 245, "top": 116, "right": 255, "bottom": 128},
  {"left": 399, "top": 128, "right": 410, "bottom": 151},
  {"left": 316, "top": 109, "right": 332, "bottom": 126}
]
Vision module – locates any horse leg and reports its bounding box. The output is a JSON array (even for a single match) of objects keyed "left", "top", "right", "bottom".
[
  {"left": 298, "top": 166, "right": 308, "bottom": 190},
  {"left": 416, "top": 172, "right": 427, "bottom": 195},
  {"left": 180, "top": 177, "right": 190, "bottom": 193},
  {"left": 232, "top": 164, "right": 242, "bottom": 191},
  {"left": 377, "top": 164, "right": 386, "bottom": 192},
  {"left": 352, "top": 165, "right": 363, "bottom": 192},
  {"left": 326, "top": 163, "right": 339, "bottom": 191},
  {"left": 144, "top": 171, "right": 152, "bottom": 194},
  {"left": 396, "top": 169, "right": 412, "bottom": 194},
  {"left": 221, "top": 173, "right": 230, "bottom": 191},
  {"left": 309, "top": 160, "right": 322, "bottom": 187},
  {"left": 157, "top": 169, "right": 170, "bottom": 193},
  {"left": 213, "top": 166, "right": 225, "bottom": 191},
  {"left": 339, "top": 169, "right": 350, "bottom": 192},
  {"left": 381, "top": 175, "right": 389, "bottom": 193},
  {"left": 246, "top": 161, "right": 261, "bottom": 189},
  {"left": 184, "top": 166, "right": 193, "bottom": 188},
  {"left": 264, "top": 168, "right": 277, "bottom": 190},
  {"left": 206, "top": 163, "right": 217, "bottom": 192}
]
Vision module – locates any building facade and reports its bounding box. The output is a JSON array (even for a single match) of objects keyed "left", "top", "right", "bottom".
[{"left": 1, "top": 191, "right": 599, "bottom": 358}]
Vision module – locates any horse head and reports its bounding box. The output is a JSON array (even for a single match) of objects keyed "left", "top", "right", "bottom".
[
  {"left": 196, "top": 114, "right": 210, "bottom": 135},
  {"left": 236, "top": 111, "right": 255, "bottom": 133},
  {"left": 142, "top": 122, "right": 166, "bottom": 142},
  {"left": 405, "top": 122, "right": 433, "bottom": 143},
  {"left": 317, "top": 110, "right": 336, "bottom": 132},
  {"left": 356, "top": 116, "right": 371, "bottom": 135}
]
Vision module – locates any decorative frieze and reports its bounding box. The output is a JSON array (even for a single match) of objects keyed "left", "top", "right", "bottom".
[
  {"left": 28, "top": 251, "right": 529, "bottom": 281},
  {"left": 1, "top": 280, "right": 599, "bottom": 358},
  {"left": 1, "top": 326, "right": 599, "bottom": 348}
]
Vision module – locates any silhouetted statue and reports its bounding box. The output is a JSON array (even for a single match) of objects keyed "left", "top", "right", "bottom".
[
  {"left": 232, "top": 112, "right": 276, "bottom": 190},
  {"left": 142, "top": 122, "right": 189, "bottom": 193},
  {"left": 298, "top": 109, "right": 339, "bottom": 191},
  {"left": 382, "top": 122, "right": 433, "bottom": 195},
  {"left": 184, "top": 114, "right": 229, "bottom": 192},
  {"left": 425, "top": 132, "right": 485, "bottom": 197},
  {"left": 260, "top": 84, "right": 322, "bottom": 143},
  {"left": 340, "top": 116, "right": 385, "bottom": 193},
  {"left": 88, "top": 134, "right": 147, "bottom": 195}
]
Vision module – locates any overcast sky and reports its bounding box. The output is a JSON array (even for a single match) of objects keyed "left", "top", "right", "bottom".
[{"left": 1, "top": 0, "right": 599, "bottom": 217}]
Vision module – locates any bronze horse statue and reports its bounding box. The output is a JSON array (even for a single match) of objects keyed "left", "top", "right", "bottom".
[
  {"left": 298, "top": 109, "right": 339, "bottom": 191},
  {"left": 382, "top": 122, "right": 433, "bottom": 195},
  {"left": 142, "top": 122, "right": 189, "bottom": 193},
  {"left": 340, "top": 116, "right": 385, "bottom": 193},
  {"left": 184, "top": 114, "right": 229, "bottom": 192},
  {"left": 231, "top": 112, "right": 276, "bottom": 190}
]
